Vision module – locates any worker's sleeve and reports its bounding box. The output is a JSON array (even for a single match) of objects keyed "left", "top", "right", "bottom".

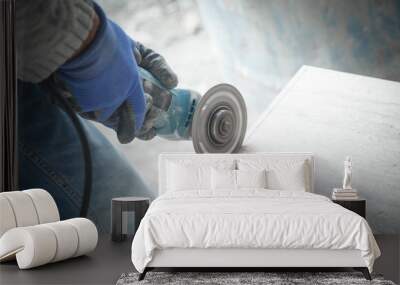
[
  {"left": 16, "top": 0, "right": 95, "bottom": 83},
  {"left": 57, "top": 2, "right": 146, "bottom": 131}
]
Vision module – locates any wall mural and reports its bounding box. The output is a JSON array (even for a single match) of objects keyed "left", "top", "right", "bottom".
[{"left": 198, "top": 0, "right": 400, "bottom": 233}]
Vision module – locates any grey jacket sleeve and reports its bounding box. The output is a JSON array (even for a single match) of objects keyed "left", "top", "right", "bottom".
[{"left": 16, "top": 0, "right": 95, "bottom": 83}]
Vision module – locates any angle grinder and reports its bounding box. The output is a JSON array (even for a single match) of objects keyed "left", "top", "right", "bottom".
[{"left": 139, "top": 68, "right": 247, "bottom": 153}]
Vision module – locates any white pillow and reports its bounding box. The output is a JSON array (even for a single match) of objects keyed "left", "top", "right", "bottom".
[
  {"left": 211, "top": 168, "right": 236, "bottom": 191},
  {"left": 238, "top": 159, "right": 308, "bottom": 191},
  {"left": 166, "top": 159, "right": 236, "bottom": 192},
  {"left": 267, "top": 163, "right": 306, "bottom": 191},
  {"left": 236, "top": 169, "right": 267, "bottom": 189},
  {"left": 167, "top": 162, "right": 211, "bottom": 191}
]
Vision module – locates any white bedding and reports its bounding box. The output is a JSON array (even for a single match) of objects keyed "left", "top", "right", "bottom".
[{"left": 131, "top": 190, "right": 380, "bottom": 273}]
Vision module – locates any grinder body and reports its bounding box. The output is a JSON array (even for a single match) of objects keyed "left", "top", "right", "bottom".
[
  {"left": 139, "top": 68, "right": 200, "bottom": 140},
  {"left": 139, "top": 67, "right": 247, "bottom": 153}
]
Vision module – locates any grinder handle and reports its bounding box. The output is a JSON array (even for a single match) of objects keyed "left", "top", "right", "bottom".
[
  {"left": 138, "top": 67, "right": 165, "bottom": 89},
  {"left": 138, "top": 67, "right": 176, "bottom": 111}
]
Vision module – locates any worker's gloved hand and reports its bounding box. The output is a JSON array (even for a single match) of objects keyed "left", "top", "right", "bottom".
[
  {"left": 57, "top": 3, "right": 145, "bottom": 144},
  {"left": 133, "top": 42, "right": 178, "bottom": 140}
]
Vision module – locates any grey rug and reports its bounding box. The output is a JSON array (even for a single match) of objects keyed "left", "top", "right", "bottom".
[{"left": 116, "top": 272, "right": 396, "bottom": 285}]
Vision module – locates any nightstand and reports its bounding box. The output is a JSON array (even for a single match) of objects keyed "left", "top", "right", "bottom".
[
  {"left": 332, "top": 198, "right": 366, "bottom": 218},
  {"left": 111, "top": 197, "right": 150, "bottom": 242}
]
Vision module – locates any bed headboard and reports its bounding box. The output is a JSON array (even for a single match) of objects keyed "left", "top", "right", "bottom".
[{"left": 158, "top": 153, "right": 314, "bottom": 195}]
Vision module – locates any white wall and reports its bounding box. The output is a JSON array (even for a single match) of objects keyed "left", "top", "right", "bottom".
[{"left": 245, "top": 66, "right": 400, "bottom": 234}]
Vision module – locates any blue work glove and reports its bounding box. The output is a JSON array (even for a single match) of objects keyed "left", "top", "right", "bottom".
[
  {"left": 57, "top": 2, "right": 145, "bottom": 144},
  {"left": 133, "top": 42, "right": 178, "bottom": 140}
]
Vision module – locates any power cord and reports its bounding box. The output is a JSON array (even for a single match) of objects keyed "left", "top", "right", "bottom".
[{"left": 40, "top": 76, "right": 92, "bottom": 217}]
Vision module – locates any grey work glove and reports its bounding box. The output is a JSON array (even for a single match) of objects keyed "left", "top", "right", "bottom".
[{"left": 133, "top": 42, "right": 178, "bottom": 140}]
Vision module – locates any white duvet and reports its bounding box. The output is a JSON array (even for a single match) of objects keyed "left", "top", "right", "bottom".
[{"left": 131, "top": 190, "right": 380, "bottom": 272}]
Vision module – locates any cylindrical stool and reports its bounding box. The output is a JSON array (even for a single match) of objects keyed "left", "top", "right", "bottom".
[{"left": 111, "top": 197, "right": 150, "bottom": 242}]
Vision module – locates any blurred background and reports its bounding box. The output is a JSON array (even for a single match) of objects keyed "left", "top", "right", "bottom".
[{"left": 95, "top": 0, "right": 400, "bottom": 199}]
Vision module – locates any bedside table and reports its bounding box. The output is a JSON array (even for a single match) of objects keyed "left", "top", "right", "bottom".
[
  {"left": 111, "top": 197, "right": 150, "bottom": 242},
  {"left": 332, "top": 198, "right": 366, "bottom": 218}
]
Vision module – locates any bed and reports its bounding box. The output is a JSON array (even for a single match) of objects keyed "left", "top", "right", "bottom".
[{"left": 131, "top": 153, "right": 380, "bottom": 280}]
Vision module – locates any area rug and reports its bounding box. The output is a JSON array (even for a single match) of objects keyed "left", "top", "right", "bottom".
[{"left": 116, "top": 272, "right": 396, "bottom": 285}]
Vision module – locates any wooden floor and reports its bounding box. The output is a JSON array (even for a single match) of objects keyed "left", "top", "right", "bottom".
[{"left": 0, "top": 235, "right": 398, "bottom": 284}]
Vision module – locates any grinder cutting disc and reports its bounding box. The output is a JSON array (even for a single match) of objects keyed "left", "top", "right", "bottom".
[{"left": 191, "top": 84, "right": 247, "bottom": 153}]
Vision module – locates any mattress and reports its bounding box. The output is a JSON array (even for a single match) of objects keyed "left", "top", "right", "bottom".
[{"left": 131, "top": 190, "right": 380, "bottom": 273}]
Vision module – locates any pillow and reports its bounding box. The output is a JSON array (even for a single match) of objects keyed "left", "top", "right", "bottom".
[
  {"left": 211, "top": 168, "right": 236, "bottom": 191},
  {"left": 267, "top": 163, "right": 306, "bottom": 191},
  {"left": 166, "top": 159, "right": 236, "bottom": 192},
  {"left": 238, "top": 159, "right": 309, "bottom": 191},
  {"left": 236, "top": 169, "right": 267, "bottom": 189},
  {"left": 167, "top": 162, "right": 211, "bottom": 191}
]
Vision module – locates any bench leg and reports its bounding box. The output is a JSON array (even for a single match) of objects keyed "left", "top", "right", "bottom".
[
  {"left": 354, "top": 267, "right": 371, "bottom": 280},
  {"left": 138, "top": 268, "right": 148, "bottom": 281}
]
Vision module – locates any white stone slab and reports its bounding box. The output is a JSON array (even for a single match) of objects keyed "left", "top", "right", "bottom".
[{"left": 244, "top": 66, "right": 400, "bottom": 233}]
